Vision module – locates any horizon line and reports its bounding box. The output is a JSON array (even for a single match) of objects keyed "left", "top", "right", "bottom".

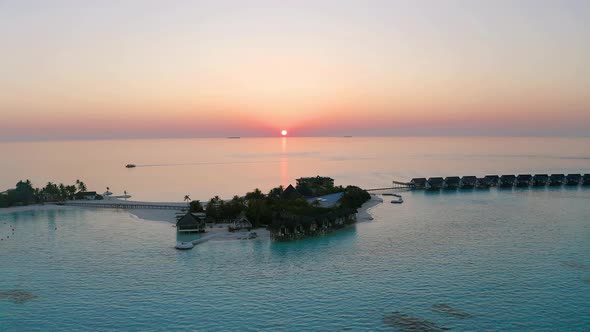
[{"left": 1, "top": 133, "right": 590, "bottom": 143}]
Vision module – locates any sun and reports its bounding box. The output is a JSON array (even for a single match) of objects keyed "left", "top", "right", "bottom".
[{"left": 281, "top": 130, "right": 288, "bottom": 136}]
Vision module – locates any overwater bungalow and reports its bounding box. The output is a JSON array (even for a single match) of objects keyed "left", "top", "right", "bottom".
[
  {"left": 515, "top": 174, "right": 533, "bottom": 187},
  {"left": 483, "top": 175, "right": 499, "bottom": 186},
  {"left": 269, "top": 209, "right": 356, "bottom": 241},
  {"left": 583, "top": 174, "right": 590, "bottom": 185},
  {"left": 499, "top": 175, "right": 516, "bottom": 188},
  {"left": 410, "top": 178, "right": 427, "bottom": 189},
  {"left": 426, "top": 177, "right": 444, "bottom": 190},
  {"left": 549, "top": 174, "right": 565, "bottom": 186},
  {"left": 176, "top": 212, "right": 206, "bottom": 233},
  {"left": 460, "top": 176, "right": 477, "bottom": 189},
  {"left": 444, "top": 177, "right": 461, "bottom": 189},
  {"left": 532, "top": 174, "right": 549, "bottom": 186},
  {"left": 475, "top": 177, "right": 491, "bottom": 189},
  {"left": 565, "top": 174, "right": 582, "bottom": 186}
]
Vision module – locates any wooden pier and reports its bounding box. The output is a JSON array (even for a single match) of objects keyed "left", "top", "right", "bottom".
[
  {"left": 64, "top": 201, "right": 186, "bottom": 210},
  {"left": 365, "top": 181, "right": 414, "bottom": 192}
]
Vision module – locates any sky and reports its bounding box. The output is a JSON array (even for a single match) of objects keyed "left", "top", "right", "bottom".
[{"left": 0, "top": 0, "right": 589, "bottom": 140}]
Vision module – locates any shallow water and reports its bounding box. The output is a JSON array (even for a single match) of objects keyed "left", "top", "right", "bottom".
[{"left": 1, "top": 186, "right": 589, "bottom": 331}]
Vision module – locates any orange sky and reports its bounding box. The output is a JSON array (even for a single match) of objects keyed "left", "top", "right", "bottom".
[{"left": 1, "top": 1, "right": 589, "bottom": 140}]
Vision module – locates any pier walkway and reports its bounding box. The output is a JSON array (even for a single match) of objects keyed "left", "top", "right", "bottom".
[
  {"left": 64, "top": 201, "right": 186, "bottom": 210},
  {"left": 365, "top": 181, "right": 414, "bottom": 192}
]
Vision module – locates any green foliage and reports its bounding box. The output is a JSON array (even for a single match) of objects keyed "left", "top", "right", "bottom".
[
  {"left": 7, "top": 180, "right": 36, "bottom": 206},
  {"left": 1, "top": 179, "right": 93, "bottom": 208},
  {"left": 75, "top": 179, "right": 87, "bottom": 193},
  {"left": 190, "top": 200, "right": 204, "bottom": 212},
  {"left": 339, "top": 185, "right": 371, "bottom": 209},
  {"left": 0, "top": 194, "right": 9, "bottom": 208},
  {"left": 205, "top": 195, "right": 245, "bottom": 222}
]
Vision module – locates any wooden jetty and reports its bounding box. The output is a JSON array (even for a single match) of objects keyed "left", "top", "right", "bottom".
[{"left": 64, "top": 201, "right": 185, "bottom": 210}]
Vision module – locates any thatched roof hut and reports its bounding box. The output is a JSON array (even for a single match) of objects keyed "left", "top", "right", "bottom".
[
  {"left": 176, "top": 212, "right": 206, "bottom": 232},
  {"left": 532, "top": 174, "right": 549, "bottom": 186},
  {"left": 566, "top": 174, "right": 581, "bottom": 185}
]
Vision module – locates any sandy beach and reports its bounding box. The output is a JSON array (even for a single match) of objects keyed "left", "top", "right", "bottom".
[{"left": 356, "top": 194, "right": 383, "bottom": 222}]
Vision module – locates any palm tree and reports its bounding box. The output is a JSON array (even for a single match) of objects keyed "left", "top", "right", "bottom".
[
  {"left": 124, "top": 190, "right": 128, "bottom": 200},
  {"left": 184, "top": 195, "right": 191, "bottom": 205},
  {"left": 77, "top": 181, "right": 87, "bottom": 193}
]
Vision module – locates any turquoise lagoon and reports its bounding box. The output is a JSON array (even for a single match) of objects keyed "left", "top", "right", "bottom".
[{"left": 1, "top": 186, "right": 590, "bottom": 331}]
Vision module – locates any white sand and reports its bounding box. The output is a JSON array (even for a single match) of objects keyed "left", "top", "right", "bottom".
[
  {"left": 356, "top": 194, "right": 383, "bottom": 222},
  {"left": 128, "top": 209, "right": 181, "bottom": 223}
]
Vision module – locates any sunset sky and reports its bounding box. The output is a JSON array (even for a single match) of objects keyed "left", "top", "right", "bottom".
[{"left": 1, "top": 0, "right": 589, "bottom": 141}]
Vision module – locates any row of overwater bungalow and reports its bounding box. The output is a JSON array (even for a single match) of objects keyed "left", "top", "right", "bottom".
[
  {"left": 410, "top": 173, "right": 590, "bottom": 190},
  {"left": 269, "top": 208, "right": 357, "bottom": 241}
]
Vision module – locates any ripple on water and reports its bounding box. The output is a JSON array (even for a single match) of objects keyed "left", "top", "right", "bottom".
[
  {"left": 0, "top": 289, "right": 37, "bottom": 304},
  {"left": 383, "top": 311, "right": 449, "bottom": 332}
]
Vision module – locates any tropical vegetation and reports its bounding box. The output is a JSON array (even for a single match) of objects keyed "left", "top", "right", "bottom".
[
  {"left": 191, "top": 183, "right": 370, "bottom": 229},
  {"left": 0, "top": 179, "right": 92, "bottom": 208}
]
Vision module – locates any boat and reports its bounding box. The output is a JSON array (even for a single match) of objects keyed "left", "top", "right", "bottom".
[
  {"left": 125, "top": 164, "right": 136, "bottom": 168},
  {"left": 248, "top": 232, "right": 258, "bottom": 239},
  {"left": 175, "top": 241, "right": 194, "bottom": 250},
  {"left": 391, "top": 194, "right": 403, "bottom": 204}
]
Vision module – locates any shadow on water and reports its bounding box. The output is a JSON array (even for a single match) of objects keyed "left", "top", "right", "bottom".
[
  {"left": 383, "top": 311, "right": 449, "bottom": 332},
  {"left": 270, "top": 225, "right": 358, "bottom": 257},
  {"left": 176, "top": 231, "right": 207, "bottom": 243},
  {"left": 0, "top": 289, "right": 38, "bottom": 304},
  {"left": 431, "top": 303, "right": 472, "bottom": 319},
  {"left": 561, "top": 261, "right": 590, "bottom": 270}
]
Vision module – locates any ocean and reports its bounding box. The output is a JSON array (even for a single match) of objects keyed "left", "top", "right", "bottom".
[{"left": 1, "top": 137, "right": 589, "bottom": 331}]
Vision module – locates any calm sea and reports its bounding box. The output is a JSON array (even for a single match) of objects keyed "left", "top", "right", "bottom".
[
  {"left": 1, "top": 137, "right": 590, "bottom": 331},
  {"left": 0, "top": 137, "right": 589, "bottom": 201}
]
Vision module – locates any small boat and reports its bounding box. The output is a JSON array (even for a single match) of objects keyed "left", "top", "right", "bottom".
[
  {"left": 391, "top": 194, "right": 403, "bottom": 204},
  {"left": 248, "top": 232, "right": 258, "bottom": 239},
  {"left": 125, "top": 164, "right": 136, "bottom": 168},
  {"left": 175, "top": 242, "right": 194, "bottom": 250}
]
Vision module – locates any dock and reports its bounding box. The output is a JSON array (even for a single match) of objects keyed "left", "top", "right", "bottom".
[
  {"left": 366, "top": 173, "right": 589, "bottom": 192},
  {"left": 64, "top": 201, "right": 186, "bottom": 210}
]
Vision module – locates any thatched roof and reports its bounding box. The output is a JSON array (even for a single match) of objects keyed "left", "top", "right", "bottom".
[
  {"left": 176, "top": 212, "right": 205, "bottom": 227},
  {"left": 282, "top": 184, "right": 302, "bottom": 199}
]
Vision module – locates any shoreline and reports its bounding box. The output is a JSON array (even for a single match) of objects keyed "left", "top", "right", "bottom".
[
  {"left": 0, "top": 204, "right": 78, "bottom": 214},
  {"left": 356, "top": 195, "right": 383, "bottom": 222}
]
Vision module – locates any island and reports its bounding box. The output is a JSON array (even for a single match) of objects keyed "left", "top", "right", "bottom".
[{"left": 187, "top": 176, "right": 371, "bottom": 241}]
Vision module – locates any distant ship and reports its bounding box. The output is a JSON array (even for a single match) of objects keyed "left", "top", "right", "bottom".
[
  {"left": 125, "top": 164, "right": 136, "bottom": 168},
  {"left": 227, "top": 136, "right": 241, "bottom": 139}
]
